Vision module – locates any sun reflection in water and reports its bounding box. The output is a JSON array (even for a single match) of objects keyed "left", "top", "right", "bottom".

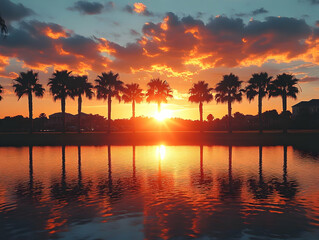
[{"left": 156, "top": 145, "right": 166, "bottom": 160}]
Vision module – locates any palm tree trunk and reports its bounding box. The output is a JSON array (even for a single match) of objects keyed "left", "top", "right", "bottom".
[
  {"left": 61, "top": 97, "right": 66, "bottom": 133},
  {"left": 199, "top": 102, "right": 203, "bottom": 132},
  {"left": 228, "top": 100, "right": 232, "bottom": 133},
  {"left": 78, "top": 95, "right": 82, "bottom": 133},
  {"left": 258, "top": 93, "right": 263, "bottom": 134},
  {"left": 132, "top": 100, "right": 136, "bottom": 133},
  {"left": 282, "top": 94, "right": 287, "bottom": 113},
  {"left": 28, "top": 91, "right": 33, "bottom": 134},
  {"left": 157, "top": 102, "right": 161, "bottom": 113},
  {"left": 107, "top": 95, "right": 112, "bottom": 134}
]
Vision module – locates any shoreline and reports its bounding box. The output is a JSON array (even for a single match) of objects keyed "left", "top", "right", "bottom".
[{"left": 0, "top": 131, "right": 318, "bottom": 147}]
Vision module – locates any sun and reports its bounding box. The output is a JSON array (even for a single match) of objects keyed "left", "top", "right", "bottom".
[{"left": 154, "top": 110, "right": 172, "bottom": 121}]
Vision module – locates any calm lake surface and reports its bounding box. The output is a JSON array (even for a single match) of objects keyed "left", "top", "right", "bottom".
[{"left": 1, "top": 145, "right": 319, "bottom": 239}]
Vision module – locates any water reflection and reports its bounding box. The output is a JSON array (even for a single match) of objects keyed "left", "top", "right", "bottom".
[
  {"left": 219, "top": 146, "right": 242, "bottom": 199},
  {"left": 275, "top": 146, "right": 299, "bottom": 199},
  {"left": 15, "top": 146, "right": 43, "bottom": 200},
  {"left": 248, "top": 146, "right": 274, "bottom": 199},
  {"left": 191, "top": 145, "right": 213, "bottom": 190},
  {"left": 0, "top": 145, "right": 318, "bottom": 239}
]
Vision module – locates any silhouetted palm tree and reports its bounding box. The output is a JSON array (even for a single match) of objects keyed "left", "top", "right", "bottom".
[
  {"left": 71, "top": 75, "right": 94, "bottom": 133},
  {"left": 0, "top": 84, "right": 3, "bottom": 101},
  {"left": 188, "top": 81, "right": 213, "bottom": 132},
  {"left": 215, "top": 73, "right": 243, "bottom": 133},
  {"left": 0, "top": 16, "right": 7, "bottom": 37},
  {"left": 146, "top": 78, "right": 173, "bottom": 113},
  {"left": 269, "top": 73, "right": 299, "bottom": 133},
  {"left": 95, "top": 71, "right": 124, "bottom": 133},
  {"left": 122, "top": 83, "right": 144, "bottom": 132},
  {"left": 13, "top": 70, "right": 45, "bottom": 133},
  {"left": 48, "top": 70, "right": 73, "bottom": 133},
  {"left": 245, "top": 72, "right": 272, "bottom": 133}
]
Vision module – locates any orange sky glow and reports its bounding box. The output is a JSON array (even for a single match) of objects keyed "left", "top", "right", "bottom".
[{"left": 1, "top": 7, "right": 319, "bottom": 120}]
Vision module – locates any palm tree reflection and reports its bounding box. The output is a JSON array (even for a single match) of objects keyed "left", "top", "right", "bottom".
[
  {"left": 219, "top": 146, "right": 242, "bottom": 199},
  {"left": 51, "top": 146, "right": 91, "bottom": 199},
  {"left": 191, "top": 145, "right": 213, "bottom": 190},
  {"left": 248, "top": 146, "right": 274, "bottom": 199},
  {"left": 15, "top": 146, "right": 43, "bottom": 199},
  {"left": 275, "top": 146, "right": 298, "bottom": 199},
  {"left": 97, "top": 145, "right": 124, "bottom": 200}
]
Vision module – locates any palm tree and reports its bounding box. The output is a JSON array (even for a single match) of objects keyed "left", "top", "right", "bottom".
[
  {"left": 0, "top": 85, "right": 3, "bottom": 101},
  {"left": 122, "top": 83, "right": 144, "bottom": 132},
  {"left": 48, "top": 70, "right": 73, "bottom": 133},
  {"left": 13, "top": 70, "right": 45, "bottom": 133},
  {"left": 188, "top": 81, "right": 213, "bottom": 132},
  {"left": 245, "top": 72, "right": 272, "bottom": 134},
  {"left": 95, "top": 71, "right": 124, "bottom": 133},
  {"left": 146, "top": 78, "right": 173, "bottom": 113},
  {"left": 215, "top": 73, "right": 243, "bottom": 133},
  {"left": 71, "top": 75, "right": 94, "bottom": 133},
  {"left": 269, "top": 73, "right": 299, "bottom": 133},
  {"left": 0, "top": 16, "right": 8, "bottom": 37}
]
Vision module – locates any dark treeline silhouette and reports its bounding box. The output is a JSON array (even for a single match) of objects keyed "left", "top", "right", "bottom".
[
  {"left": 1, "top": 68, "right": 303, "bottom": 133},
  {"left": 0, "top": 108, "right": 318, "bottom": 132}
]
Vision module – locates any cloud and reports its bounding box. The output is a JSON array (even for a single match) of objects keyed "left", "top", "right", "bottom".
[
  {"left": 235, "top": 7, "right": 268, "bottom": 17},
  {"left": 306, "top": 0, "right": 319, "bottom": 4},
  {"left": 130, "top": 29, "right": 140, "bottom": 36},
  {"left": 300, "top": 76, "right": 319, "bottom": 82},
  {"left": 0, "top": 20, "right": 110, "bottom": 74},
  {"left": 68, "top": 1, "right": 114, "bottom": 15},
  {"left": 0, "top": 0, "right": 34, "bottom": 22},
  {"left": 124, "top": 2, "right": 153, "bottom": 16},
  {"left": 0, "top": 13, "right": 318, "bottom": 81},
  {"left": 252, "top": 8, "right": 268, "bottom": 16},
  {"left": 101, "top": 13, "right": 318, "bottom": 77}
]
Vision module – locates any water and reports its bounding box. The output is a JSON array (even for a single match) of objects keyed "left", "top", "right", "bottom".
[{"left": 0, "top": 145, "right": 319, "bottom": 239}]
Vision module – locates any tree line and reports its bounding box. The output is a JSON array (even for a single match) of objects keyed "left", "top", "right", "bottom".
[{"left": 0, "top": 69, "right": 299, "bottom": 134}]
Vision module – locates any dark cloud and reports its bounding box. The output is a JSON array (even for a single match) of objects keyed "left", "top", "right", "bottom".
[
  {"left": 300, "top": 76, "right": 319, "bottom": 82},
  {"left": 306, "top": 0, "right": 319, "bottom": 4},
  {"left": 68, "top": 1, "right": 114, "bottom": 15},
  {"left": 123, "top": 5, "right": 134, "bottom": 14},
  {"left": 0, "top": 20, "right": 109, "bottom": 74},
  {"left": 103, "top": 13, "right": 318, "bottom": 74},
  {"left": 235, "top": 7, "right": 268, "bottom": 17},
  {"left": 130, "top": 29, "right": 140, "bottom": 36},
  {"left": 252, "top": 8, "right": 268, "bottom": 16},
  {"left": 0, "top": 0, "right": 34, "bottom": 22},
  {"left": 0, "top": 13, "right": 318, "bottom": 79}
]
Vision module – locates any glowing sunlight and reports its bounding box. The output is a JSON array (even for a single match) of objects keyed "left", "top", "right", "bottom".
[
  {"left": 156, "top": 145, "right": 166, "bottom": 160},
  {"left": 154, "top": 110, "right": 172, "bottom": 121}
]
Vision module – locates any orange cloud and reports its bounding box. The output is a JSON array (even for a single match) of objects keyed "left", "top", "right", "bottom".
[
  {"left": 133, "top": 2, "right": 147, "bottom": 14},
  {"left": 104, "top": 13, "right": 319, "bottom": 78},
  {"left": 0, "top": 21, "right": 110, "bottom": 75},
  {"left": 43, "top": 27, "right": 69, "bottom": 39}
]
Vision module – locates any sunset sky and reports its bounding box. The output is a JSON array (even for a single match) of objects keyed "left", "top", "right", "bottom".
[{"left": 0, "top": 0, "right": 319, "bottom": 120}]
